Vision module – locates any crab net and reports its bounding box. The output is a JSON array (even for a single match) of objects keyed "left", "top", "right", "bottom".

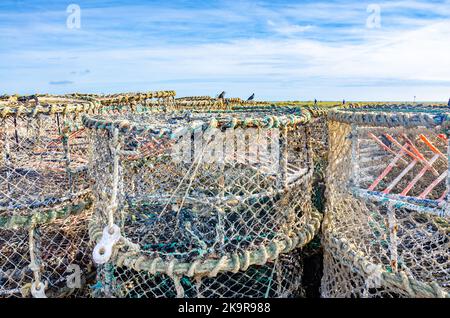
[
  {"left": 84, "top": 108, "right": 322, "bottom": 298},
  {"left": 0, "top": 96, "right": 100, "bottom": 298},
  {"left": 322, "top": 106, "right": 450, "bottom": 298}
]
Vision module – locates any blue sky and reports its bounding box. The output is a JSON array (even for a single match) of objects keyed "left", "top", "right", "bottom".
[{"left": 0, "top": 0, "right": 449, "bottom": 101}]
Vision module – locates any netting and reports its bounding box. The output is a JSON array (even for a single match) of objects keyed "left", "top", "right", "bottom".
[
  {"left": 84, "top": 108, "right": 322, "bottom": 298},
  {"left": 0, "top": 92, "right": 177, "bottom": 298},
  {"left": 322, "top": 106, "right": 450, "bottom": 298},
  {"left": 5, "top": 92, "right": 447, "bottom": 299},
  {"left": 0, "top": 96, "right": 97, "bottom": 298},
  {"left": 94, "top": 253, "right": 305, "bottom": 298}
]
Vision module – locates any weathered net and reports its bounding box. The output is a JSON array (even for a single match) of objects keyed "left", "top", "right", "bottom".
[
  {"left": 84, "top": 108, "right": 322, "bottom": 298},
  {"left": 0, "top": 92, "right": 177, "bottom": 298},
  {"left": 94, "top": 253, "right": 305, "bottom": 298},
  {"left": 217, "top": 105, "right": 330, "bottom": 211},
  {"left": 0, "top": 96, "right": 97, "bottom": 298},
  {"left": 322, "top": 106, "right": 450, "bottom": 298},
  {"left": 301, "top": 107, "right": 330, "bottom": 212}
]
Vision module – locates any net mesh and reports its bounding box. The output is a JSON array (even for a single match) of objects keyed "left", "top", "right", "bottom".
[
  {"left": 3, "top": 94, "right": 448, "bottom": 299},
  {"left": 0, "top": 92, "right": 177, "bottom": 298},
  {"left": 322, "top": 107, "right": 450, "bottom": 298},
  {"left": 0, "top": 97, "right": 97, "bottom": 297},
  {"left": 85, "top": 108, "right": 322, "bottom": 298},
  {"left": 0, "top": 210, "right": 94, "bottom": 298},
  {"left": 94, "top": 253, "right": 304, "bottom": 298}
]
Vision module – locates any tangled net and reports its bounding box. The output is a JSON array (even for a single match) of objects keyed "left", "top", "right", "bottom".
[
  {"left": 84, "top": 108, "right": 322, "bottom": 298},
  {"left": 322, "top": 106, "right": 449, "bottom": 298}
]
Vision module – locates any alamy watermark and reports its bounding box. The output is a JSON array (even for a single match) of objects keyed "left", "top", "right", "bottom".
[
  {"left": 66, "top": 4, "right": 81, "bottom": 29},
  {"left": 366, "top": 4, "right": 381, "bottom": 29},
  {"left": 65, "top": 264, "right": 82, "bottom": 289},
  {"left": 170, "top": 128, "right": 282, "bottom": 173}
]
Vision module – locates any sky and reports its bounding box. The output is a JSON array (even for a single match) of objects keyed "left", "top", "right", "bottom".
[{"left": 0, "top": 0, "right": 449, "bottom": 101}]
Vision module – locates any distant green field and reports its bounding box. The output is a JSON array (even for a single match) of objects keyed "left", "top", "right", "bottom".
[{"left": 271, "top": 101, "right": 448, "bottom": 108}]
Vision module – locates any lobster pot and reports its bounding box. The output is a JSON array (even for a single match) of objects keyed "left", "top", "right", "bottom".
[
  {"left": 173, "top": 97, "right": 273, "bottom": 112},
  {"left": 173, "top": 99, "right": 228, "bottom": 111},
  {"left": 85, "top": 108, "right": 322, "bottom": 298},
  {"left": 0, "top": 98, "right": 97, "bottom": 298},
  {"left": 97, "top": 91, "right": 177, "bottom": 113},
  {"left": 322, "top": 106, "right": 450, "bottom": 298}
]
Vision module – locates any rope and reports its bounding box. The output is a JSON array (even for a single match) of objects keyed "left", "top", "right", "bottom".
[
  {"left": 0, "top": 101, "right": 99, "bottom": 119},
  {"left": 329, "top": 107, "right": 449, "bottom": 128},
  {"left": 82, "top": 111, "right": 313, "bottom": 136},
  {"left": 28, "top": 226, "right": 47, "bottom": 297},
  {"left": 0, "top": 192, "right": 93, "bottom": 230},
  {"left": 108, "top": 128, "right": 121, "bottom": 230},
  {"left": 324, "top": 233, "right": 449, "bottom": 298},
  {"left": 89, "top": 209, "right": 322, "bottom": 278}
]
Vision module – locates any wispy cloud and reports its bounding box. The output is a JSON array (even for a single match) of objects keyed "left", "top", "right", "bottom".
[
  {"left": 49, "top": 80, "right": 75, "bottom": 85},
  {"left": 70, "top": 69, "right": 91, "bottom": 76},
  {"left": 267, "top": 20, "right": 313, "bottom": 36},
  {"left": 0, "top": 0, "right": 449, "bottom": 100}
]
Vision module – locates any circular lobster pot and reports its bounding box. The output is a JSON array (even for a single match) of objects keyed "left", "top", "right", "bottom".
[
  {"left": 322, "top": 105, "right": 450, "bottom": 298},
  {"left": 0, "top": 96, "right": 98, "bottom": 298},
  {"left": 0, "top": 91, "right": 180, "bottom": 298},
  {"left": 84, "top": 108, "right": 322, "bottom": 298}
]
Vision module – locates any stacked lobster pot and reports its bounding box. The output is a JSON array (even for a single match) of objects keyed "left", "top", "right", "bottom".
[
  {"left": 95, "top": 91, "right": 177, "bottom": 113},
  {"left": 84, "top": 107, "right": 322, "bottom": 298},
  {"left": 0, "top": 96, "right": 99, "bottom": 298},
  {"left": 322, "top": 105, "right": 450, "bottom": 298},
  {"left": 174, "top": 96, "right": 273, "bottom": 112},
  {"left": 0, "top": 91, "right": 177, "bottom": 298},
  {"left": 174, "top": 97, "right": 228, "bottom": 111}
]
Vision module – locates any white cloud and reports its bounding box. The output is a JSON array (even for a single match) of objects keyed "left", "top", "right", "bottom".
[
  {"left": 267, "top": 20, "right": 314, "bottom": 36},
  {"left": 1, "top": 0, "right": 450, "bottom": 100}
]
